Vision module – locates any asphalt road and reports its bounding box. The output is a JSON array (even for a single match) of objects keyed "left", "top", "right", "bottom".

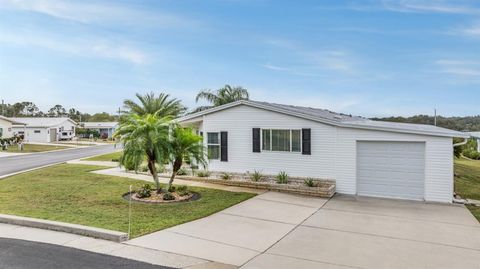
[
  {"left": 0, "top": 145, "right": 118, "bottom": 177},
  {"left": 0, "top": 238, "right": 173, "bottom": 269}
]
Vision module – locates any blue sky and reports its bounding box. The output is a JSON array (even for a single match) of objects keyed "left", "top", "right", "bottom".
[{"left": 0, "top": 0, "right": 479, "bottom": 117}]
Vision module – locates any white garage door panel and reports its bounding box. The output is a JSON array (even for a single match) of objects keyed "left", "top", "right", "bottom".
[{"left": 357, "top": 141, "right": 425, "bottom": 200}]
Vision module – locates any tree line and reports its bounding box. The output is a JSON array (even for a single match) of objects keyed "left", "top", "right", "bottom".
[
  {"left": 0, "top": 102, "right": 117, "bottom": 122},
  {"left": 0, "top": 85, "right": 249, "bottom": 122},
  {"left": 373, "top": 115, "right": 480, "bottom": 132}
]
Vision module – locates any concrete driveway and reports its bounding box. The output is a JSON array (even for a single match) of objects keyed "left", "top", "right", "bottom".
[{"left": 127, "top": 193, "right": 480, "bottom": 269}]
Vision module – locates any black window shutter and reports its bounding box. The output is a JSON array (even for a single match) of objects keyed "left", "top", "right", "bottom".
[
  {"left": 302, "top": 128, "right": 311, "bottom": 155},
  {"left": 220, "top": 131, "right": 228, "bottom": 162},
  {"left": 252, "top": 128, "right": 261, "bottom": 153}
]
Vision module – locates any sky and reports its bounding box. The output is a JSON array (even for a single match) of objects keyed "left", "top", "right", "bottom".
[{"left": 0, "top": 0, "right": 479, "bottom": 117}]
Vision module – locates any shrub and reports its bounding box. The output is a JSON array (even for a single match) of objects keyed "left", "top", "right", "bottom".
[
  {"left": 163, "top": 192, "right": 175, "bottom": 201},
  {"left": 123, "top": 159, "right": 137, "bottom": 171},
  {"left": 304, "top": 178, "right": 316, "bottom": 187},
  {"left": 137, "top": 184, "right": 152, "bottom": 198},
  {"left": 251, "top": 170, "right": 263, "bottom": 182},
  {"left": 176, "top": 185, "right": 189, "bottom": 196},
  {"left": 221, "top": 173, "right": 232, "bottom": 180},
  {"left": 197, "top": 170, "right": 210, "bottom": 177},
  {"left": 168, "top": 185, "right": 176, "bottom": 192},
  {"left": 140, "top": 163, "right": 149, "bottom": 172},
  {"left": 177, "top": 168, "right": 188, "bottom": 176},
  {"left": 464, "top": 149, "right": 480, "bottom": 160},
  {"left": 176, "top": 185, "right": 188, "bottom": 192},
  {"left": 276, "top": 171, "right": 289, "bottom": 184},
  {"left": 111, "top": 158, "right": 120, "bottom": 162}
]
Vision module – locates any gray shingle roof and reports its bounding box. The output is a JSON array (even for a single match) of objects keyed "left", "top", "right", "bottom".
[
  {"left": 178, "top": 100, "right": 468, "bottom": 138},
  {"left": 10, "top": 117, "right": 77, "bottom": 127}
]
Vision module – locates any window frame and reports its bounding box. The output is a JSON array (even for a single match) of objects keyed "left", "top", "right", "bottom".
[
  {"left": 206, "top": 132, "right": 221, "bottom": 160},
  {"left": 261, "top": 129, "right": 302, "bottom": 153}
]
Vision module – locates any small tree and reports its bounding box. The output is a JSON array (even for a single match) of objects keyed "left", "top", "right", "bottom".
[
  {"left": 167, "top": 126, "right": 206, "bottom": 191},
  {"left": 114, "top": 114, "right": 170, "bottom": 192}
]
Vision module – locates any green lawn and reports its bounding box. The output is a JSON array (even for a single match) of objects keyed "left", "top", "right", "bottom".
[
  {"left": 454, "top": 158, "right": 480, "bottom": 222},
  {"left": 83, "top": 151, "right": 123, "bottom": 162},
  {"left": 3, "top": 143, "right": 69, "bottom": 153},
  {"left": 0, "top": 164, "right": 255, "bottom": 238}
]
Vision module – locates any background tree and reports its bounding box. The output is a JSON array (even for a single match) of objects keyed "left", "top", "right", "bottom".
[
  {"left": 194, "top": 84, "right": 249, "bottom": 112},
  {"left": 167, "top": 127, "right": 206, "bottom": 191},
  {"left": 22, "top": 102, "right": 39, "bottom": 116},
  {"left": 48, "top": 104, "right": 66, "bottom": 117},
  {"left": 123, "top": 92, "right": 185, "bottom": 118},
  {"left": 89, "top": 112, "right": 116, "bottom": 122}
]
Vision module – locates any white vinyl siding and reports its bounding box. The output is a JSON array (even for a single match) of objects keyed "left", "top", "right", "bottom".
[
  {"left": 191, "top": 104, "right": 454, "bottom": 203},
  {"left": 0, "top": 118, "right": 13, "bottom": 138}
]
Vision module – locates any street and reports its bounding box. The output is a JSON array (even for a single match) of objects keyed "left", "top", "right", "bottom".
[
  {"left": 0, "top": 238, "right": 172, "bottom": 269},
  {"left": 0, "top": 145, "right": 118, "bottom": 177}
]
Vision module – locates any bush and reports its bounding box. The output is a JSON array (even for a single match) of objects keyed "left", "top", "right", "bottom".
[
  {"left": 304, "top": 178, "right": 316, "bottom": 187},
  {"left": 123, "top": 159, "right": 137, "bottom": 171},
  {"left": 251, "top": 170, "right": 263, "bottom": 182},
  {"left": 137, "top": 184, "right": 152, "bottom": 198},
  {"left": 176, "top": 185, "right": 189, "bottom": 196},
  {"left": 140, "top": 163, "right": 149, "bottom": 172},
  {"left": 111, "top": 158, "right": 120, "bottom": 162},
  {"left": 197, "top": 170, "right": 210, "bottom": 177},
  {"left": 177, "top": 168, "right": 188, "bottom": 175},
  {"left": 276, "top": 171, "right": 289, "bottom": 184},
  {"left": 168, "top": 185, "right": 176, "bottom": 192},
  {"left": 163, "top": 192, "right": 175, "bottom": 201},
  {"left": 221, "top": 173, "right": 231, "bottom": 180},
  {"left": 464, "top": 149, "right": 480, "bottom": 160}
]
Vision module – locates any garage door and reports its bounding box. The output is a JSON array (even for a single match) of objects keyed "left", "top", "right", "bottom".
[{"left": 357, "top": 141, "right": 425, "bottom": 200}]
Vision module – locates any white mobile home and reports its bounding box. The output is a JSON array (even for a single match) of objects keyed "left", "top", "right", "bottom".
[
  {"left": 0, "top": 116, "right": 23, "bottom": 138},
  {"left": 178, "top": 100, "right": 468, "bottom": 203},
  {"left": 11, "top": 117, "right": 77, "bottom": 143},
  {"left": 81, "top": 122, "right": 118, "bottom": 139}
]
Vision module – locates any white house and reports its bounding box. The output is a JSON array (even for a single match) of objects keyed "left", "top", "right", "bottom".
[
  {"left": 0, "top": 115, "right": 22, "bottom": 138},
  {"left": 81, "top": 122, "right": 118, "bottom": 138},
  {"left": 177, "top": 100, "right": 468, "bottom": 203},
  {"left": 10, "top": 117, "right": 77, "bottom": 143}
]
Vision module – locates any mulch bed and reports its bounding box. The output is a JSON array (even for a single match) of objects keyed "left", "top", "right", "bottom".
[{"left": 122, "top": 191, "right": 201, "bottom": 204}]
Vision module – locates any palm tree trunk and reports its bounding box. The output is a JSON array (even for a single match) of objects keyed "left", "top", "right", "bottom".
[
  {"left": 168, "top": 158, "right": 182, "bottom": 192},
  {"left": 148, "top": 160, "right": 161, "bottom": 193}
]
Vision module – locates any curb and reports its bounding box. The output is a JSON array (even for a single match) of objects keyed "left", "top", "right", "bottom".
[{"left": 0, "top": 214, "right": 128, "bottom": 242}]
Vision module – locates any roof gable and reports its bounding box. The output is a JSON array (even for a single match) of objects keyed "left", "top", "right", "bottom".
[{"left": 10, "top": 117, "right": 78, "bottom": 127}]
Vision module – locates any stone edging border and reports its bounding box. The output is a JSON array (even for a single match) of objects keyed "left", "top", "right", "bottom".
[
  {"left": 0, "top": 213, "right": 128, "bottom": 242},
  {"left": 171, "top": 176, "right": 336, "bottom": 198}
]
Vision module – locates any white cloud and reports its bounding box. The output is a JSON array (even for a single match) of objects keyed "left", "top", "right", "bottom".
[
  {"left": 0, "top": 0, "right": 199, "bottom": 28},
  {"left": 381, "top": 0, "right": 480, "bottom": 14},
  {"left": 0, "top": 27, "right": 147, "bottom": 64},
  {"left": 436, "top": 59, "right": 480, "bottom": 76}
]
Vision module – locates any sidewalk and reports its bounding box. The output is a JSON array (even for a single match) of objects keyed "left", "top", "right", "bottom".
[{"left": 0, "top": 223, "right": 209, "bottom": 268}]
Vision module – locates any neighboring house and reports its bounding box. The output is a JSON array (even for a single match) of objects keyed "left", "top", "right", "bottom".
[
  {"left": 10, "top": 117, "right": 77, "bottom": 143},
  {"left": 81, "top": 122, "right": 118, "bottom": 138},
  {"left": 177, "top": 100, "right": 468, "bottom": 203},
  {"left": 469, "top": 132, "right": 480, "bottom": 152},
  {"left": 0, "top": 116, "right": 24, "bottom": 138}
]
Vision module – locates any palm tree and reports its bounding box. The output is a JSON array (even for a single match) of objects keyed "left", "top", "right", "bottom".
[
  {"left": 123, "top": 92, "right": 185, "bottom": 118},
  {"left": 167, "top": 126, "right": 206, "bottom": 191},
  {"left": 194, "top": 85, "right": 249, "bottom": 112},
  {"left": 114, "top": 113, "right": 171, "bottom": 192}
]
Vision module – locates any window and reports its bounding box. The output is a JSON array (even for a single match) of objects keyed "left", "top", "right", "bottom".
[
  {"left": 34, "top": 130, "right": 41, "bottom": 134},
  {"left": 261, "top": 129, "right": 301, "bottom": 152},
  {"left": 207, "top": 132, "right": 220, "bottom": 160},
  {"left": 0, "top": 128, "right": 3, "bottom": 138}
]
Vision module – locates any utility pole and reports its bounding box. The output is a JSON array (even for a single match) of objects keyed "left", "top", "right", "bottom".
[{"left": 434, "top": 109, "right": 437, "bottom": 126}]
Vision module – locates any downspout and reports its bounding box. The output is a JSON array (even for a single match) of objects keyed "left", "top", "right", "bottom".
[{"left": 453, "top": 138, "right": 468, "bottom": 147}]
